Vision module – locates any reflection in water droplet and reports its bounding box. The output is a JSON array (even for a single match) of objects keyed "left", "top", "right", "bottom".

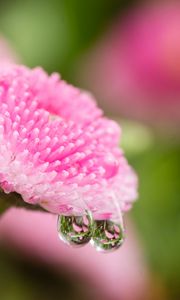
[
  {"left": 57, "top": 211, "right": 93, "bottom": 247},
  {"left": 91, "top": 218, "right": 124, "bottom": 253}
]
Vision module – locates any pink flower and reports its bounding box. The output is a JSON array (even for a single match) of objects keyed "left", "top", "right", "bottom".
[
  {"left": 0, "top": 36, "right": 19, "bottom": 65},
  {"left": 80, "top": 2, "right": 180, "bottom": 130},
  {"left": 0, "top": 64, "right": 137, "bottom": 218}
]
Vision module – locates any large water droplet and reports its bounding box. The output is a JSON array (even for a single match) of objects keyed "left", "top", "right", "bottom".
[
  {"left": 91, "top": 219, "right": 124, "bottom": 252},
  {"left": 57, "top": 211, "right": 93, "bottom": 247}
]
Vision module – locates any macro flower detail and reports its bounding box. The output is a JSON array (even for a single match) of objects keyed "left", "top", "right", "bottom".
[{"left": 0, "top": 64, "right": 137, "bottom": 251}]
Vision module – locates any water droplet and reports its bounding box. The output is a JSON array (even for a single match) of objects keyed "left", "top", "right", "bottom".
[
  {"left": 91, "top": 219, "right": 124, "bottom": 253},
  {"left": 57, "top": 211, "right": 93, "bottom": 247}
]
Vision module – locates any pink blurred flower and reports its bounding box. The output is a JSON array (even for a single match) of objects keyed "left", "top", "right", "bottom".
[
  {"left": 0, "top": 64, "right": 137, "bottom": 218},
  {"left": 0, "top": 36, "right": 19, "bottom": 65},
  {"left": 0, "top": 208, "right": 149, "bottom": 300},
  {"left": 80, "top": 2, "right": 180, "bottom": 131}
]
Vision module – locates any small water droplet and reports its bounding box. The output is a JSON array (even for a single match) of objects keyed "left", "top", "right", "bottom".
[
  {"left": 57, "top": 211, "right": 93, "bottom": 247},
  {"left": 91, "top": 219, "right": 124, "bottom": 253}
]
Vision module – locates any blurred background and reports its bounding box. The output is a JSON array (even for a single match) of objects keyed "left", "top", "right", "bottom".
[{"left": 0, "top": 0, "right": 180, "bottom": 299}]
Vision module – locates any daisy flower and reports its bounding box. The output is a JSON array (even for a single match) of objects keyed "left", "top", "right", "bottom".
[{"left": 0, "top": 64, "right": 137, "bottom": 250}]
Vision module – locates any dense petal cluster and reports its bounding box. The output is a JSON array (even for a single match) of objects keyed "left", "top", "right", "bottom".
[{"left": 0, "top": 64, "right": 137, "bottom": 219}]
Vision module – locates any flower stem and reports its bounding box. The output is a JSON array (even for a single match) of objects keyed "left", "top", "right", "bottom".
[{"left": 0, "top": 188, "right": 46, "bottom": 216}]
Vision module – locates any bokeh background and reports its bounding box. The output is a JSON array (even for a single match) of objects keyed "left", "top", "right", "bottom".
[{"left": 0, "top": 0, "right": 180, "bottom": 299}]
